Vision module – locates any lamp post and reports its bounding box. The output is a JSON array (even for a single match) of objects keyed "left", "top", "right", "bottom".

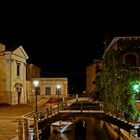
[
  {"left": 33, "top": 80, "right": 39, "bottom": 140},
  {"left": 33, "top": 80, "right": 39, "bottom": 115},
  {"left": 57, "top": 85, "right": 61, "bottom": 114}
]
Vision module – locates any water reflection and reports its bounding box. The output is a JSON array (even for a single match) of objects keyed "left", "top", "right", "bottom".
[{"left": 43, "top": 118, "right": 113, "bottom": 140}]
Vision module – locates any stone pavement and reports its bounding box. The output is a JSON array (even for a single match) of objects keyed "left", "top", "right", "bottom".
[
  {"left": 0, "top": 104, "right": 35, "bottom": 140},
  {"left": 0, "top": 97, "right": 75, "bottom": 140}
]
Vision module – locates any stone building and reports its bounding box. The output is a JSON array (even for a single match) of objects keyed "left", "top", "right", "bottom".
[
  {"left": 26, "top": 64, "right": 41, "bottom": 80},
  {"left": 26, "top": 64, "right": 68, "bottom": 102},
  {"left": 86, "top": 59, "right": 104, "bottom": 94},
  {"left": 26, "top": 78, "right": 68, "bottom": 102},
  {"left": 103, "top": 36, "right": 140, "bottom": 68},
  {"left": 103, "top": 36, "right": 140, "bottom": 109},
  {"left": 0, "top": 42, "right": 68, "bottom": 105},
  {"left": 0, "top": 43, "right": 28, "bottom": 104}
]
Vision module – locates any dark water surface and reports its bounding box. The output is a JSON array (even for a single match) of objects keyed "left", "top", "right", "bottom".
[{"left": 40, "top": 118, "right": 114, "bottom": 140}]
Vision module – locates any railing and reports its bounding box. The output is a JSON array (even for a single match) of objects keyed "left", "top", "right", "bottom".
[
  {"left": 101, "top": 102, "right": 138, "bottom": 122},
  {"left": 102, "top": 103, "right": 124, "bottom": 118},
  {"left": 25, "top": 98, "right": 136, "bottom": 124}
]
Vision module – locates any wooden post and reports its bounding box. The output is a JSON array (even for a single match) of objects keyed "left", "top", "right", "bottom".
[
  {"left": 45, "top": 108, "right": 48, "bottom": 119},
  {"left": 18, "top": 120, "right": 23, "bottom": 140},
  {"left": 24, "top": 118, "right": 29, "bottom": 140},
  {"left": 34, "top": 114, "right": 39, "bottom": 140},
  {"left": 76, "top": 94, "right": 78, "bottom": 101}
]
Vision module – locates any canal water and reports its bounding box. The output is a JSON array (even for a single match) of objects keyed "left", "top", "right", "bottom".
[{"left": 40, "top": 118, "right": 115, "bottom": 140}]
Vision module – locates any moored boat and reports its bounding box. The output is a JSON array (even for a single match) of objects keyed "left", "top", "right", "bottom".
[{"left": 50, "top": 120, "right": 75, "bottom": 133}]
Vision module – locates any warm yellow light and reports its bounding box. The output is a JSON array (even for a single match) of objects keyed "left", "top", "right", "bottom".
[
  {"left": 33, "top": 80, "right": 39, "bottom": 87},
  {"left": 57, "top": 85, "right": 61, "bottom": 89}
]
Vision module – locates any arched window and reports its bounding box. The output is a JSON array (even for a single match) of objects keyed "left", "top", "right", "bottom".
[{"left": 125, "top": 54, "right": 137, "bottom": 67}]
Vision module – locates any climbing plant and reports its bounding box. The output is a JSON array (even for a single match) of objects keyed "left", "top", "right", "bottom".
[{"left": 95, "top": 64, "right": 140, "bottom": 121}]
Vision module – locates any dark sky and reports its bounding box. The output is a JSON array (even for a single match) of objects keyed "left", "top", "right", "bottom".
[{"left": 0, "top": 3, "right": 140, "bottom": 92}]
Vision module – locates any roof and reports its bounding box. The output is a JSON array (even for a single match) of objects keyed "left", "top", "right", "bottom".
[{"left": 103, "top": 36, "right": 140, "bottom": 59}]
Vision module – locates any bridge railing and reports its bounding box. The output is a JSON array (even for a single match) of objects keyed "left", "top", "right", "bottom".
[
  {"left": 101, "top": 102, "right": 138, "bottom": 122},
  {"left": 29, "top": 99, "right": 129, "bottom": 122},
  {"left": 101, "top": 102, "right": 124, "bottom": 118},
  {"left": 58, "top": 100, "right": 103, "bottom": 112}
]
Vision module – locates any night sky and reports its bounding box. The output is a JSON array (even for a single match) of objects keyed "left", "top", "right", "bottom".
[{"left": 0, "top": 3, "right": 140, "bottom": 93}]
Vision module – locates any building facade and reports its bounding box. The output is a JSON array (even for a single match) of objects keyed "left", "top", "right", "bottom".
[
  {"left": 86, "top": 59, "right": 104, "bottom": 94},
  {"left": 0, "top": 43, "right": 68, "bottom": 105},
  {"left": 26, "top": 78, "right": 68, "bottom": 102},
  {"left": 103, "top": 36, "right": 140, "bottom": 101},
  {"left": 0, "top": 43, "right": 28, "bottom": 104},
  {"left": 26, "top": 64, "right": 41, "bottom": 80},
  {"left": 103, "top": 36, "right": 140, "bottom": 68}
]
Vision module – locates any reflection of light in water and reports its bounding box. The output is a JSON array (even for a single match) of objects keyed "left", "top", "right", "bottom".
[
  {"left": 83, "top": 121, "right": 86, "bottom": 128},
  {"left": 60, "top": 133, "right": 69, "bottom": 140}
]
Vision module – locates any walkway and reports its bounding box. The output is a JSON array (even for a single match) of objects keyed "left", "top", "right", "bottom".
[
  {"left": 0, "top": 104, "right": 34, "bottom": 140},
  {"left": 0, "top": 97, "right": 59, "bottom": 140}
]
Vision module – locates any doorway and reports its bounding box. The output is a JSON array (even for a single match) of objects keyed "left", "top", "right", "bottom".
[{"left": 14, "top": 83, "right": 22, "bottom": 104}]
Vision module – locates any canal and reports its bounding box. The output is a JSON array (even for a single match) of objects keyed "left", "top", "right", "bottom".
[{"left": 39, "top": 118, "right": 118, "bottom": 140}]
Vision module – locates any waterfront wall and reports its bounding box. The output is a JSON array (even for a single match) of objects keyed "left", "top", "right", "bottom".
[{"left": 104, "top": 122, "right": 135, "bottom": 140}]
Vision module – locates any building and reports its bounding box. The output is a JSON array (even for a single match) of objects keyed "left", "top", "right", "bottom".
[
  {"left": 103, "top": 36, "right": 140, "bottom": 67},
  {"left": 86, "top": 59, "right": 104, "bottom": 94},
  {"left": 26, "top": 78, "right": 68, "bottom": 102},
  {"left": 0, "top": 43, "right": 28, "bottom": 104},
  {"left": 102, "top": 36, "right": 140, "bottom": 110},
  {"left": 0, "top": 42, "right": 68, "bottom": 105},
  {"left": 26, "top": 64, "right": 68, "bottom": 102},
  {"left": 26, "top": 64, "right": 41, "bottom": 80}
]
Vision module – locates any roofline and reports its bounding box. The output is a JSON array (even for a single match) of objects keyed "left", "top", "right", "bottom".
[
  {"left": 102, "top": 36, "right": 140, "bottom": 59},
  {"left": 31, "top": 78, "right": 68, "bottom": 81}
]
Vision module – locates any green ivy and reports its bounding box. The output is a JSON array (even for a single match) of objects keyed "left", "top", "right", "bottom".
[{"left": 95, "top": 65, "right": 140, "bottom": 121}]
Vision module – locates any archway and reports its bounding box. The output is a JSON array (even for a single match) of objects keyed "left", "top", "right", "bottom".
[
  {"left": 125, "top": 53, "right": 137, "bottom": 67},
  {"left": 14, "top": 83, "right": 23, "bottom": 104}
]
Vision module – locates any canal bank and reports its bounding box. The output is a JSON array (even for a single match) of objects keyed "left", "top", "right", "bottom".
[
  {"left": 41, "top": 117, "right": 130, "bottom": 140},
  {"left": 40, "top": 117, "right": 139, "bottom": 140},
  {"left": 104, "top": 122, "right": 138, "bottom": 140}
]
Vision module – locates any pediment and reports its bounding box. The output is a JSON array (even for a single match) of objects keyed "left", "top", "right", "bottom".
[{"left": 12, "top": 46, "right": 29, "bottom": 59}]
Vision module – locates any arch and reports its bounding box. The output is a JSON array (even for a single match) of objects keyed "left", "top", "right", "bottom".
[
  {"left": 125, "top": 53, "right": 137, "bottom": 67},
  {"left": 14, "top": 83, "right": 23, "bottom": 104}
]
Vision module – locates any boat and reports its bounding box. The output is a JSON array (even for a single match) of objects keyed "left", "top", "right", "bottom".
[{"left": 50, "top": 120, "right": 75, "bottom": 133}]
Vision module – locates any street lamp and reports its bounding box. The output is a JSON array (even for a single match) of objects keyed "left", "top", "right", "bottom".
[
  {"left": 33, "top": 80, "right": 39, "bottom": 140},
  {"left": 33, "top": 80, "right": 39, "bottom": 115},
  {"left": 57, "top": 85, "right": 61, "bottom": 113}
]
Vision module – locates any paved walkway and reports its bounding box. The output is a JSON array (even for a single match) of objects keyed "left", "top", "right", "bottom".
[
  {"left": 0, "top": 97, "right": 77, "bottom": 140},
  {"left": 0, "top": 104, "right": 35, "bottom": 140}
]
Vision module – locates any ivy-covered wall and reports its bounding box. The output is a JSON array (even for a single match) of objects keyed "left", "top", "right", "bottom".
[{"left": 96, "top": 38, "right": 140, "bottom": 121}]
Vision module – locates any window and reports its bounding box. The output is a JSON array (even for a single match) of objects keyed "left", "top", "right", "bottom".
[
  {"left": 125, "top": 54, "right": 137, "bottom": 67},
  {"left": 17, "top": 63, "right": 20, "bottom": 76},
  {"left": 45, "top": 86, "right": 51, "bottom": 95}
]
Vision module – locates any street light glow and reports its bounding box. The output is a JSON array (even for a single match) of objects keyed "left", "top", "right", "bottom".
[
  {"left": 33, "top": 80, "right": 39, "bottom": 87},
  {"left": 130, "top": 80, "right": 140, "bottom": 94},
  {"left": 133, "top": 84, "right": 139, "bottom": 93},
  {"left": 57, "top": 85, "right": 61, "bottom": 89},
  {"left": 56, "top": 85, "right": 61, "bottom": 114}
]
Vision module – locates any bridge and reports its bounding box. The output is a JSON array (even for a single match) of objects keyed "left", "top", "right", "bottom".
[
  {"left": 23, "top": 95, "right": 140, "bottom": 135},
  {"left": 58, "top": 100, "right": 139, "bottom": 132}
]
